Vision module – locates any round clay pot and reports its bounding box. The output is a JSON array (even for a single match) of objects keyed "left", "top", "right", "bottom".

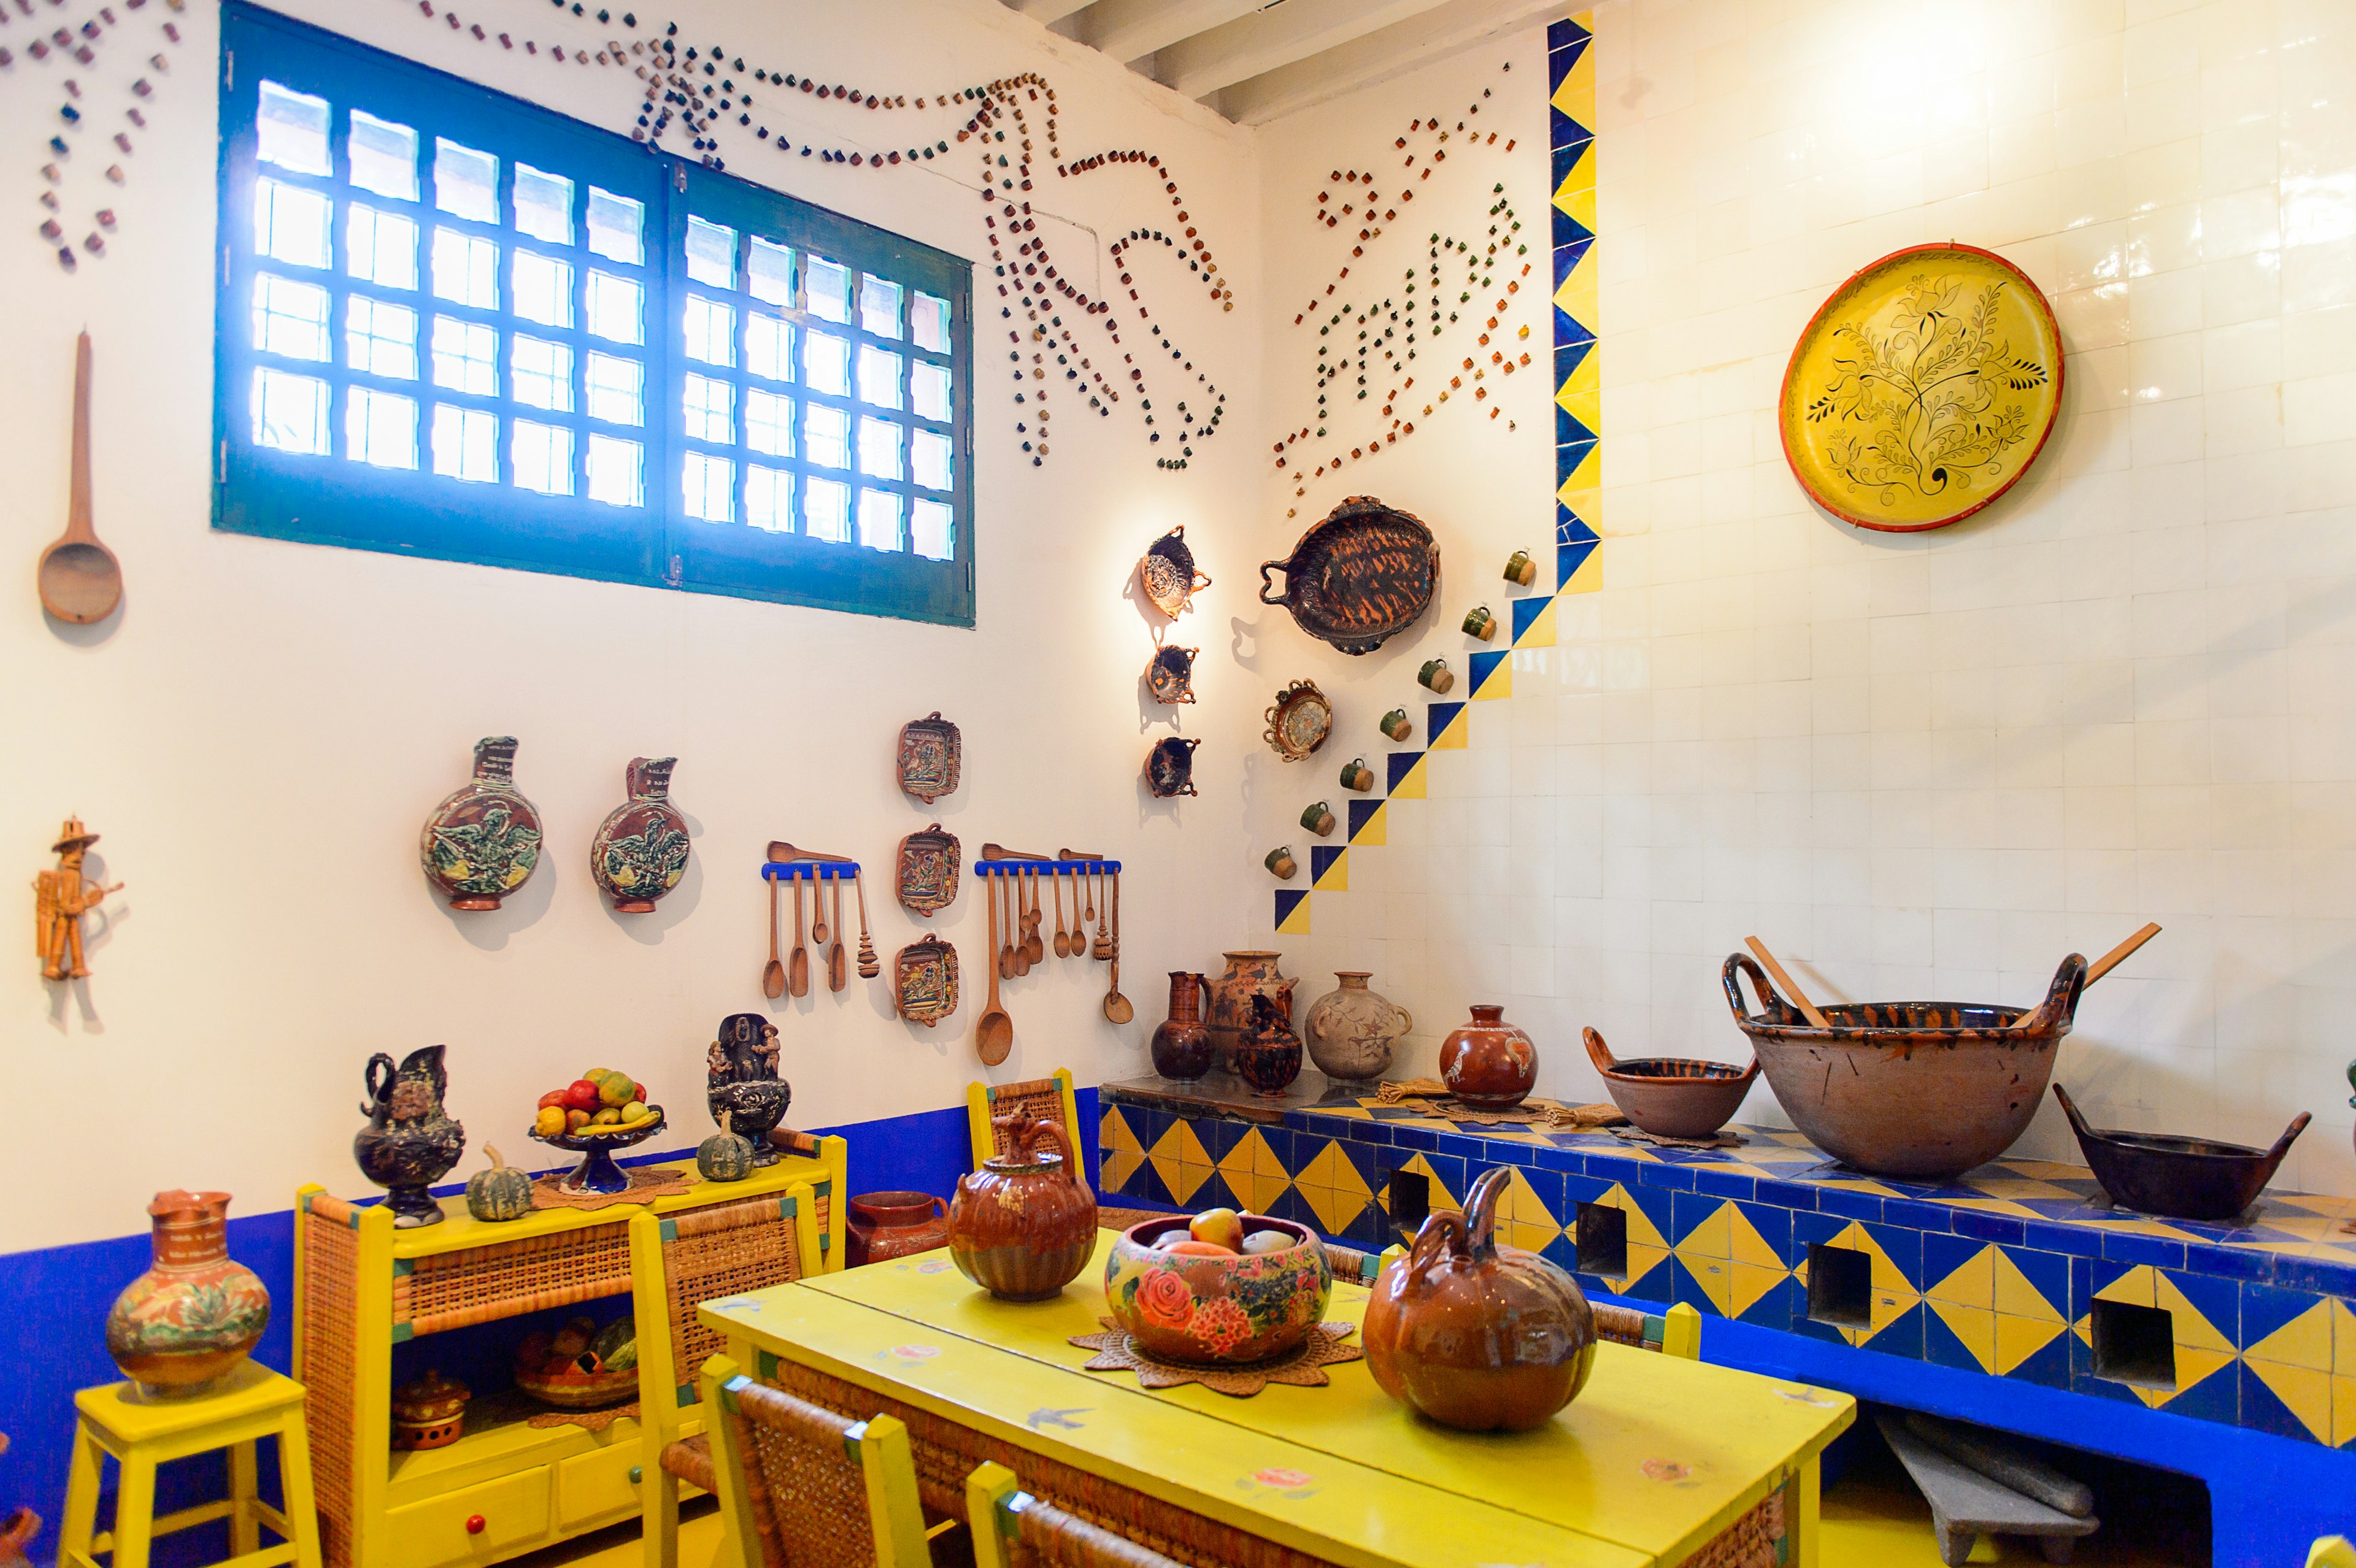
[
  {"left": 847, "top": 1192, "right": 952, "bottom": 1267},
  {"left": 1582, "top": 1027, "right": 1757, "bottom": 1139},
  {"left": 1204, "top": 951, "right": 1294, "bottom": 1072},
  {"left": 106, "top": 1191, "right": 272, "bottom": 1399},
  {"left": 1150, "top": 972, "right": 1215, "bottom": 1080},
  {"left": 1364, "top": 1169, "right": 1596, "bottom": 1432},
  {"left": 1105, "top": 1216, "right": 1331, "bottom": 1364},
  {"left": 1303, "top": 972, "right": 1412, "bottom": 1083},
  {"left": 1439, "top": 1004, "right": 1538, "bottom": 1109},
  {"left": 1233, "top": 992, "right": 1304, "bottom": 1097},
  {"left": 949, "top": 1117, "right": 1098, "bottom": 1301}
]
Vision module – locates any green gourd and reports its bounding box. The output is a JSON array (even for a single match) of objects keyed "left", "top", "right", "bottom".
[
  {"left": 698, "top": 1112, "right": 756, "bottom": 1183},
  {"left": 465, "top": 1145, "right": 534, "bottom": 1223}
]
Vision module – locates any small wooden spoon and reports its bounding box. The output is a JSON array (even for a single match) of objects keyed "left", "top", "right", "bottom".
[
  {"left": 811, "top": 869, "right": 830, "bottom": 945},
  {"left": 788, "top": 875, "right": 810, "bottom": 999},
  {"left": 1022, "top": 869, "right": 1046, "bottom": 969},
  {"left": 1744, "top": 936, "right": 1831, "bottom": 1029},
  {"left": 1052, "top": 870, "right": 1072, "bottom": 958},
  {"left": 761, "top": 872, "right": 786, "bottom": 999},
  {"left": 1102, "top": 872, "right": 1132, "bottom": 1023},
  {"left": 827, "top": 874, "right": 848, "bottom": 993},
  {"left": 976, "top": 872, "right": 1013, "bottom": 1064},
  {"left": 39, "top": 332, "right": 123, "bottom": 625},
  {"left": 997, "top": 871, "right": 1016, "bottom": 980}
]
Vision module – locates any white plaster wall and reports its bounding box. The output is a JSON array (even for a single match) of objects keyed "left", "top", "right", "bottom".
[
  {"left": 0, "top": 0, "right": 1263, "bottom": 1251},
  {"left": 1256, "top": 1, "right": 2356, "bottom": 1199}
]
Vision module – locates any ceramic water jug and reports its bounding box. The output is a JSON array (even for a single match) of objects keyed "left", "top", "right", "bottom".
[
  {"left": 104, "top": 1191, "right": 272, "bottom": 1399},
  {"left": 949, "top": 1117, "right": 1096, "bottom": 1300},
  {"left": 1303, "top": 972, "right": 1412, "bottom": 1083},
  {"left": 1204, "top": 951, "right": 1294, "bottom": 1072}
]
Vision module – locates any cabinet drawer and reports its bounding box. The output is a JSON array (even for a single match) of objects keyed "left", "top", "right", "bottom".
[
  {"left": 556, "top": 1443, "right": 643, "bottom": 1532},
  {"left": 387, "top": 1467, "right": 552, "bottom": 1568}
]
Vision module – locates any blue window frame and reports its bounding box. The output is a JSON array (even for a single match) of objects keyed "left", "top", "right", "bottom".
[{"left": 213, "top": 2, "right": 974, "bottom": 626}]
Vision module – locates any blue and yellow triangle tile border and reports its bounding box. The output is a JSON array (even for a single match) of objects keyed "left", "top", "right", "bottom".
[
  {"left": 1274, "top": 887, "right": 1310, "bottom": 934},
  {"left": 1385, "top": 751, "right": 1426, "bottom": 799},
  {"left": 1427, "top": 700, "right": 1468, "bottom": 749},
  {"left": 1311, "top": 845, "right": 1347, "bottom": 891},
  {"left": 1347, "top": 798, "right": 1386, "bottom": 845},
  {"left": 1469, "top": 648, "right": 1511, "bottom": 701},
  {"left": 1512, "top": 594, "right": 1555, "bottom": 647}
]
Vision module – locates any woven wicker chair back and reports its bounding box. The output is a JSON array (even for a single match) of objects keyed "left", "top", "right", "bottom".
[
  {"left": 662, "top": 1197, "right": 807, "bottom": 1410},
  {"left": 1007, "top": 1497, "right": 1188, "bottom": 1568},
  {"left": 984, "top": 1078, "right": 1072, "bottom": 1159},
  {"left": 1592, "top": 1303, "right": 1657, "bottom": 1350},
  {"left": 723, "top": 1381, "right": 878, "bottom": 1568}
]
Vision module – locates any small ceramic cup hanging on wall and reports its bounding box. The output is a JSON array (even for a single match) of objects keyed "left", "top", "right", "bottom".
[
  {"left": 1419, "top": 658, "right": 1455, "bottom": 693},
  {"left": 1462, "top": 605, "right": 1498, "bottom": 641},
  {"left": 1380, "top": 708, "right": 1414, "bottom": 743},
  {"left": 590, "top": 758, "right": 689, "bottom": 912},
  {"left": 1265, "top": 846, "right": 1298, "bottom": 880},
  {"left": 1299, "top": 801, "right": 1336, "bottom": 837},
  {"left": 1339, "top": 757, "right": 1374, "bottom": 793},
  {"left": 1503, "top": 550, "right": 1537, "bottom": 587}
]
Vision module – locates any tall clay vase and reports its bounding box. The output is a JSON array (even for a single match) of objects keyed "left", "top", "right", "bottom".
[
  {"left": 105, "top": 1191, "right": 272, "bottom": 1400},
  {"left": 590, "top": 756, "right": 691, "bottom": 913},
  {"left": 1204, "top": 951, "right": 1295, "bottom": 1073},
  {"left": 1440, "top": 1004, "right": 1538, "bottom": 1109},
  {"left": 418, "top": 736, "right": 544, "bottom": 910},
  {"left": 949, "top": 1117, "right": 1098, "bottom": 1301},
  {"left": 1150, "top": 972, "right": 1215, "bottom": 1080},
  {"left": 352, "top": 1045, "right": 466, "bottom": 1227},
  {"left": 1303, "top": 972, "right": 1412, "bottom": 1083}
]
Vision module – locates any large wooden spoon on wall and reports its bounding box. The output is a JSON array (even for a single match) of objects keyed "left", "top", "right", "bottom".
[{"left": 39, "top": 332, "right": 123, "bottom": 624}]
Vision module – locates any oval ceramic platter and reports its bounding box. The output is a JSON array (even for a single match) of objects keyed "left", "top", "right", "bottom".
[{"left": 1779, "top": 244, "right": 2063, "bottom": 532}]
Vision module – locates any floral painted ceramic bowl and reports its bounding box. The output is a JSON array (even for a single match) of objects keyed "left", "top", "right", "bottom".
[{"left": 1104, "top": 1216, "right": 1331, "bottom": 1365}]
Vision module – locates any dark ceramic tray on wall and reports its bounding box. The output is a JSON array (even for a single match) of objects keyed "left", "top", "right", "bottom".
[{"left": 1258, "top": 496, "right": 1441, "bottom": 655}]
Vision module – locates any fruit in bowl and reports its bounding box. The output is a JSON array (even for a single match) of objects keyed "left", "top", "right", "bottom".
[
  {"left": 514, "top": 1313, "right": 639, "bottom": 1408},
  {"left": 1105, "top": 1212, "right": 1331, "bottom": 1365},
  {"left": 532, "top": 1069, "right": 653, "bottom": 1137}
]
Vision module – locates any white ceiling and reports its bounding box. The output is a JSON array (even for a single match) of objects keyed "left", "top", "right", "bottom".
[{"left": 1001, "top": 0, "right": 1572, "bottom": 124}]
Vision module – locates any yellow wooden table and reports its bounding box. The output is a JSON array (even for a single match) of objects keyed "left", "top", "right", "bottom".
[{"left": 701, "top": 1231, "right": 1854, "bottom": 1568}]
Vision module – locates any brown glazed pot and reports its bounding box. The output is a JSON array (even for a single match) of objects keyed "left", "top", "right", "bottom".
[
  {"left": 1364, "top": 1169, "right": 1596, "bottom": 1432},
  {"left": 847, "top": 1192, "right": 952, "bottom": 1267},
  {"left": 1204, "top": 951, "right": 1295, "bottom": 1072},
  {"left": 1232, "top": 992, "right": 1305, "bottom": 1097},
  {"left": 1726, "top": 951, "right": 2088, "bottom": 1180},
  {"left": 1582, "top": 1027, "right": 1758, "bottom": 1140},
  {"left": 1439, "top": 1005, "right": 1538, "bottom": 1109},
  {"left": 1150, "top": 972, "right": 1215, "bottom": 1080},
  {"left": 949, "top": 1117, "right": 1098, "bottom": 1301}
]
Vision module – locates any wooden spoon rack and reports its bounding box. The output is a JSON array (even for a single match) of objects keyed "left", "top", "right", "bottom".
[
  {"left": 760, "top": 859, "right": 875, "bottom": 991},
  {"left": 972, "top": 855, "right": 1126, "bottom": 1051}
]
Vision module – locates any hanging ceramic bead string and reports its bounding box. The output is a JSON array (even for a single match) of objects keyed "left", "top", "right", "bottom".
[{"left": 6, "top": 0, "right": 186, "bottom": 270}]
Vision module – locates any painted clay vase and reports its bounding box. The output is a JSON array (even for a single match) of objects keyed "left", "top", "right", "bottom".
[
  {"left": 1233, "top": 991, "right": 1305, "bottom": 1097},
  {"left": 705, "top": 1012, "right": 790, "bottom": 1167},
  {"left": 948, "top": 1116, "right": 1097, "bottom": 1301},
  {"left": 104, "top": 1191, "right": 272, "bottom": 1399},
  {"left": 1304, "top": 972, "right": 1413, "bottom": 1083},
  {"left": 590, "top": 756, "right": 690, "bottom": 912},
  {"left": 1150, "top": 972, "right": 1215, "bottom": 1080},
  {"left": 352, "top": 1045, "right": 466, "bottom": 1227},
  {"left": 1105, "top": 1215, "right": 1331, "bottom": 1364},
  {"left": 847, "top": 1192, "right": 952, "bottom": 1268},
  {"left": 1364, "top": 1168, "right": 1596, "bottom": 1432},
  {"left": 1439, "top": 1004, "right": 1538, "bottom": 1109},
  {"left": 1204, "top": 951, "right": 1295, "bottom": 1072},
  {"left": 418, "top": 736, "right": 543, "bottom": 910}
]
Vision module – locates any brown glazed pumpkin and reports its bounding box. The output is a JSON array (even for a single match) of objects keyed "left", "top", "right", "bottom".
[
  {"left": 947, "top": 1116, "right": 1097, "bottom": 1300},
  {"left": 1363, "top": 1167, "right": 1596, "bottom": 1432}
]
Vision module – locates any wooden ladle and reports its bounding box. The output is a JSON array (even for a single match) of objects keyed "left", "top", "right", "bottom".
[
  {"left": 976, "top": 871, "right": 1012, "bottom": 1064},
  {"left": 1052, "top": 872, "right": 1072, "bottom": 959},
  {"left": 787, "top": 874, "right": 810, "bottom": 999},
  {"left": 39, "top": 332, "right": 123, "bottom": 625},
  {"left": 761, "top": 873, "right": 785, "bottom": 999},
  {"left": 1102, "top": 870, "right": 1133, "bottom": 1023}
]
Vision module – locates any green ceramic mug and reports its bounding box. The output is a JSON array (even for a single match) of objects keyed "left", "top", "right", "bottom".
[
  {"left": 1462, "top": 605, "right": 1498, "bottom": 641},
  {"left": 1300, "top": 801, "right": 1336, "bottom": 837},
  {"left": 1339, "top": 758, "right": 1374, "bottom": 792},
  {"left": 1265, "top": 846, "right": 1298, "bottom": 880},
  {"left": 1380, "top": 707, "right": 1413, "bottom": 742},
  {"left": 1419, "top": 658, "right": 1455, "bottom": 693},
  {"left": 1504, "top": 549, "right": 1536, "bottom": 586}
]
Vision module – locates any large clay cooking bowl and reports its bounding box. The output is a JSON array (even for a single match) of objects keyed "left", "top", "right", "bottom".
[
  {"left": 1725, "top": 953, "right": 2088, "bottom": 1180},
  {"left": 1104, "top": 1217, "right": 1331, "bottom": 1365},
  {"left": 1582, "top": 1028, "right": 1758, "bottom": 1140},
  {"left": 2053, "top": 1085, "right": 2309, "bottom": 1221}
]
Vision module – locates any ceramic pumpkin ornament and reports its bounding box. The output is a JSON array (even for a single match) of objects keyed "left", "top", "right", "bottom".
[
  {"left": 697, "top": 1112, "right": 757, "bottom": 1183},
  {"left": 464, "top": 1147, "right": 534, "bottom": 1223}
]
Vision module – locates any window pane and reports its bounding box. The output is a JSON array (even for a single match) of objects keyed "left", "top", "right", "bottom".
[
  {"left": 912, "top": 428, "right": 953, "bottom": 491},
  {"left": 587, "top": 432, "right": 643, "bottom": 506},
  {"left": 805, "top": 475, "right": 850, "bottom": 542},
  {"left": 514, "top": 164, "right": 574, "bottom": 245},
  {"left": 857, "top": 417, "right": 903, "bottom": 480},
  {"left": 912, "top": 498, "right": 954, "bottom": 560},
  {"left": 434, "top": 138, "right": 498, "bottom": 223},
  {"left": 683, "top": 296, "right": 735, "bottom": 367},
  {"left": 746, "top": 312, "right": 793, "bottom": 382},
  {"left": 512, "top": 419, "right": 576, "bottom": 495},
  {"left": 912, "top": 361, "right": 951, "bottom": 423},
  {"left": 347, "top": 296, "right": 418, "bottom": 379},
  {"left": 858, "top": 488, "right": 903, "bottom": 552},
  {"left": 860, "top": 275, "right": 903, "bottom": 339},
  {"left": 346, "top": 386, "right": 418, "bottom": 469},
  {"left": 587, "top": 271, "right": 643, "bottom": 343},
  {"left": 683, "top": 452, "right": 734, "bottom": 521},
  {"left": 252, "top": 367, "right": 329, "bottom": 455},
  {"left": 805, "top": 332, "right": 850, "bottom": 396},
  {"left": 586, "top": 352, "right": 644, "bottom": 426},
  {"left": 746, "top": 388, "right": 794, "bottom": 457},
  {"left": 512, "top": 336, "right": 574, "bottom": 412},
  {"left": 348, "top": 206, "right": 418, "bottom": 290},
  {"left": 912, "top": 292, "right": 950, "bottom": 353},
  {"left": 807, "top": 257, "right": 851, "bottom": 323},
  {"left": 348, "top": 110, "right": 418, "bottom": 201},
  {"left": 857, "top": 345, "right": 903, "bottom": 409},
  {"left": 682, "top": 374, "right": 734, "bottom": 443},
  {"left": 256, "top": 80, "right": 331, "bottom": 175},
  {"left": 748, "top": 238, "right": 794, "bottom": 306},
  {"left": 431, "top": 404, "right": 498, "bottom": 481},
  {"left": 255, "top": 179, "right": 331, "bottom": 269},
  {"left": 432, "top": 229, "right": 499, "bottom": 309},
  {"left": 807, "top": 405, "right": 850, "bottom": 469},
  {"left": 431, "top": 316, "right": 498, "bottom": 395},
  {"left": 686, "top": 216, "right": 736, "bottom": 288},
  {"left": 746, "top": 465, "right": 794, "bottom": 532},
  {"left": 514, "top": 251, "right": 574, "bottom": 328},
  {"left": 252, "top": 273, "right": 331, "bottom": 361},
  {"left": 587, "top": 187, "right": 643, "bottom": 264}
]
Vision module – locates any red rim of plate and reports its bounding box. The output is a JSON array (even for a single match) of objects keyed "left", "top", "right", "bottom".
[{"left": 1777, "top": 241, "right": 2066, "bottom": 534}]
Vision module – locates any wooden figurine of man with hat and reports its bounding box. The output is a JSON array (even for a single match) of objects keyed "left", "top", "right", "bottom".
[{"left": 34, "top": 817, "right": 120, "bottom": 980}]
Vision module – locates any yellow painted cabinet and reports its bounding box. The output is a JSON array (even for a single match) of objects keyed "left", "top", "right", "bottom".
[
  {"left": 554, "top": 1443, "right": 641, "bottom": 1532},
  {"left": 385, "top": 1468, "right": 549, "bottom": 1568}
]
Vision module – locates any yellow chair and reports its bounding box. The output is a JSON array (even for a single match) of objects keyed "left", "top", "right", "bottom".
[
  {"left": 699, "top": 1355, "right": 933, "bottom": 1568},
  {"left": 2309, "top": 1539, "right": 2355, "bottom": 1568},
  {"left": 966, "top": 1462, "right": 1187, "bottom": 1568},
  {"left": 966, "top": 1070, "right": 1080, "bottom": 1169},
  {"left": 58, "top": 1362, "right": 322, "bottom": 1568},
  {"left": 633, "top": 1186, "right": 822, "bottom": 1568}
]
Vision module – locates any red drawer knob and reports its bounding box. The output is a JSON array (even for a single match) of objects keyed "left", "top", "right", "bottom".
[{"left": 466, "top": 1516, "right": 486, "bottom": 1535}]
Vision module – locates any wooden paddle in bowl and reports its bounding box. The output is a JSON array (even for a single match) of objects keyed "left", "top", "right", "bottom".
[{"left": 39, "top": 332, "right": 123, "bottom": 624}]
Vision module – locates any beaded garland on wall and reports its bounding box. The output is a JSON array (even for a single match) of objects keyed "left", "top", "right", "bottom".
[{"left": 6, "top": 0, "right": 189, "bottom": 271}]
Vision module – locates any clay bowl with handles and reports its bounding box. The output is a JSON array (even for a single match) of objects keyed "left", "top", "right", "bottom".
[
  {"left": 1104, "top": 1216, "right": 1331, "bottom": 1365},
  {"left": 1725, "top": 951, "right": 2087, "bottom": 1180},
  {"left": 1581, "top": 1028, "right": 1758, "bottom": 1140},
  {"left": 2052, "top": 1085, "right": 2309, "bottom": 1222}
]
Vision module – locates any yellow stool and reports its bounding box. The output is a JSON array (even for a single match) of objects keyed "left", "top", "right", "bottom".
[{"left": 59, "top": 1362, "right": 322, "bottom": 1568}]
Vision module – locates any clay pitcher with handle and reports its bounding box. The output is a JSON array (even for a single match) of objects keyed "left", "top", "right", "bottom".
[{"left": 948, "top": 1116, "right": 1097, "bottom": 1300}]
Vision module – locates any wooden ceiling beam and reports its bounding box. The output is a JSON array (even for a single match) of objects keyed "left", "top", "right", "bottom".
[
  {"left": 1141, "top": 0, "right": 1459, "bottom": 101},
  {"left": 1209, "top": 0, "right": 1571, "bottom": 123}
]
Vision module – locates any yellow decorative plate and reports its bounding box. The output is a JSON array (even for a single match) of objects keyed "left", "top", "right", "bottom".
[{"left": 1779, "top": 244, "right": 2063, "bottom": 532}]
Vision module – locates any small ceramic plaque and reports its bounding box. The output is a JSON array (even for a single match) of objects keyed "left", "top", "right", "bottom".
[
  {"left": 896, "top": 712, "right": 961, "bottom": 804},
  {"left": 893, "top": 935, "right": 960, "bottom": 1028},
  {"left": 895, "top": 823, "right": 961, "bottom": 915}
]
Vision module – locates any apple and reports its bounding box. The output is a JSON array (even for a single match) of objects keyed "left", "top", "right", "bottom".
[
  {"left": 1162, "top": 1239, "right": 1239, "bottom": 1258},
  {"left": 537, "top": 1090, "right": 571, "bottom": 1111},
  {"left": 563, "top": 1079, "right": 603, "bottom": 1113},
  {"left": 1241, "top": 1230, "right": 1295, "bottom": 1256},
  {"left": 1189, "top": 1207, "right": 1244, "bottom": 1253}
]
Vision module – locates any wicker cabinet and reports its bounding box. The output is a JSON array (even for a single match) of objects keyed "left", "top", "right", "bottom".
[{"left": 294, "top": 1142, "right": 845, "bottom": 1568}]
